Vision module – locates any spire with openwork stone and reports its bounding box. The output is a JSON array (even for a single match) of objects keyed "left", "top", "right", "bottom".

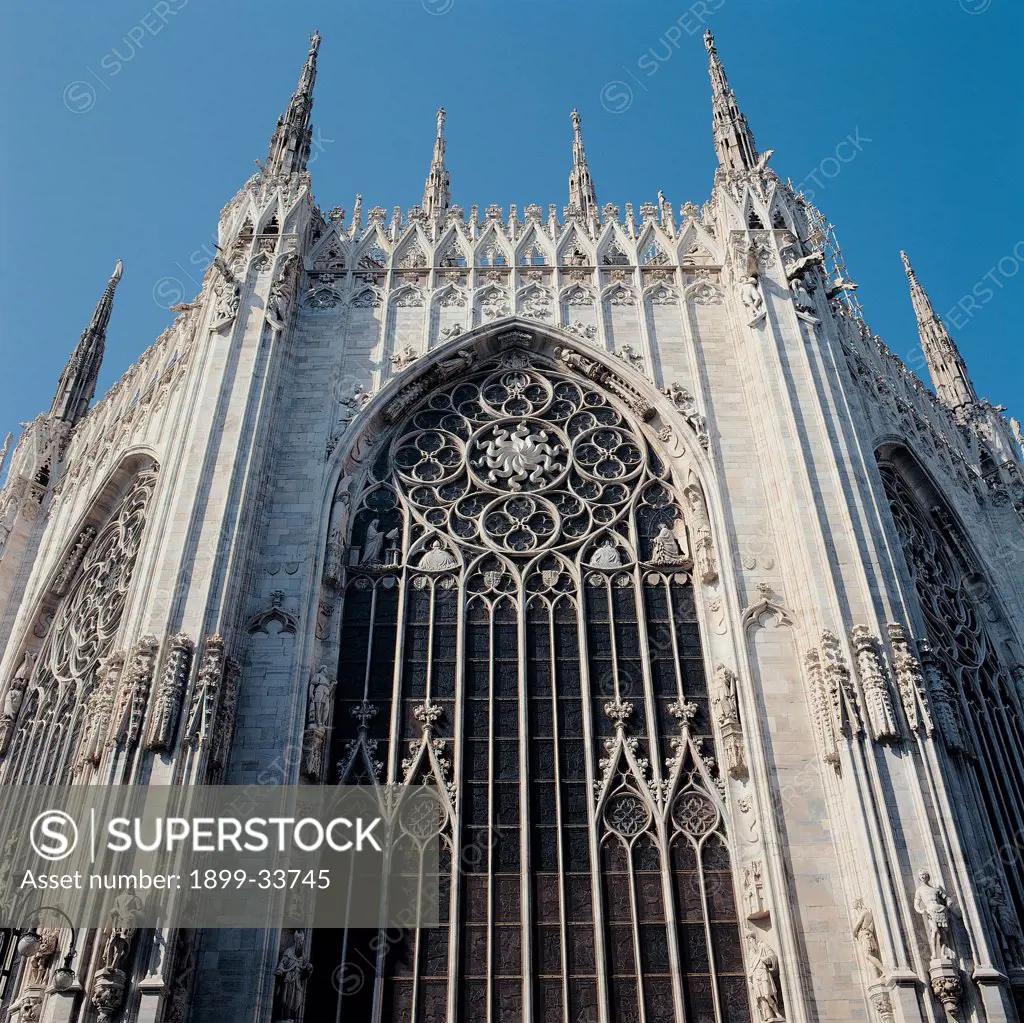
[
  {"left": 704, "top": 30, "right": 758, "bottom": 174},
  {"left": 900, "top": 250, "right": 978, "bottom": 411},
  {"left": 265, "top": 31, "right": 321, "bottom": 180},
  {"left": 50, "top": 260, "right": 122, "bottom": 426},
  {"left": 568, "top": 108, "right": 599, "bottom": 222},
  {"left": 422, "top": 107, "right": 451, "bottom": 218}
]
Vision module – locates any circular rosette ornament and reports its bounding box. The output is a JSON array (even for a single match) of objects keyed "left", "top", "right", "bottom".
[
  {"left": 672, "top": 791, "right": 719, "bottom": 838},
  {"left": 478, "top": 370, "right": 553, "bottom": 417},
  {"left": 572, "top": 426, "right": 644, "bottom": 484},
  {"left": 471, "top": 420, "right": 568, "bottom": 493},
  {"left": 394, "top": 429, "right": 465, "bottom": 486},
  {"left": 399, "top": 788, "right": 447, "bottom": 840},
  {"left": 481, "top": 494, "right": 559, "bottom": 553},
  {"left": 603, "top": 792, "right": 651, "bottom": 839}
]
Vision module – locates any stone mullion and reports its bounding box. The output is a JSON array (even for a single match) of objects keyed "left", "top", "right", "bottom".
[
  {"left": 373, "top": 565, "right": 412, "bottom": 1023},
  {"left": 445, "top": 576, "right": 467, "bottom": 1023},
  {"left": 662, "top": 578, "right": 687, "bottom": 705},
  {"left": 972, "top": 678, "right": 1024, "bottom": 827},
  {"left": 424, "top": 579, "right": 437, "bottom": 705},
  {"left": 516, "top": 576, "right": 533, "bottom": 1023},
  {"left": 575, "top": 579, "right": 612, "bottom": 1023},
  {"left": 624, "top": 852, "right": 649, "bottom": 1023},
  {"left": 950, "top": 683, "right": 1024, "bottom": 925},
  {"left": 546, "top": 600, "right": 572, "bottom": 1023},
  {"left": 486, "top": 605, "right": 496, "bottom": 1023},
  {"left": 602, "top": 577, "right": 621, "bottom": 707},
  {"left": 409, "top": 584, "right": 438, "bottom": 1023},
  {"left": 694, "top": 837, "right": 725, "bottom": 1023},
  {"left": 650, "top": 584, "right": 688, "bottom": 1023},
  {"left": 654, "top": 814, "right": 688, "bottom": 1023},
  {"left": 385, "top": 565, "right": 411, "bottom": 785},
  {"left": 630, "top": 572, "right": 663, "bottom": 795},
  {"left": 410, "top": 917, "right": 425, "bottom": 1023},
  {"left": 954, "top": 664, "right": 1024, "bottom": 860},
  {"left": 360, "top": 584, "right": 379, "bottom": 704}
]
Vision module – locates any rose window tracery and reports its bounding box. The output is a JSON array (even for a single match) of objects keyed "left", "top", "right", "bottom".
[
  {"left": 2, "top": 467, "right": 158, "bottom": 787},
  {"left": 881, "top": 460, "right": 1024, "bottom": 936}
]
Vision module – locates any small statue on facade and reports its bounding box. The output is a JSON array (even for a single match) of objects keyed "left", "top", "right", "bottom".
[
  {"left": 743, "top": 861, "right": 769, "bottom": 921},
  {"left": 711, "top": 664, "right": 740, "bottom": 728},
  {"left": 789, "top": 276, "right": 815, "bottom": 314},
  {"left": 650, "top": 522, "right": 685, "bottom": 566},
  {"left": 419, "top": 539, "right": 458, "bottom": 571},
  {"left": 589, "top": 539, "right": 623, "bottom": 569},
  {"left": 746, "top": 932, "right": 785, "bottom": 1021},
  {"left": 979, "top": 875, "right": 1024, "bottom": 968},
  {"left": 739, "top": 275, "right": 765, "bottom": 323},
  {"left": 851, "top": 898, "right": 885, "bottom": 979},
  {"left": 0, "top": 651, "right": 30, "bottom": 756},
  {"left": 273, "top": 930, "right": 313, "bottom": 1023},
  {"left": 306, "top": 666, "right": 335, "bottom": 730},
  {"left": 913, "top": 869, "right": 955, "bottom": 961},
  {"left": 361, "top": 518, "right": 397, "bottom": 565}
]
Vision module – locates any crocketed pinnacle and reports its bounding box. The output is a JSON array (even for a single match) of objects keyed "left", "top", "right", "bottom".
[
  {"left": 50, "top": 260, "right": 123, "bottom": 426},
  {"left": 900, "top": 250, "right": 978, "bottom": 410},
  {"left": 422, "top": 107, "right": 451, "bottom": 217},
  {"left": 568, "top": 108, "right": 599, "bottom": 221},
  {"left": 704, "top": 31, "right": 759, "bottom": 174},
  {"left": 265, "top": 31, "right": 322, "bottom": 179}
]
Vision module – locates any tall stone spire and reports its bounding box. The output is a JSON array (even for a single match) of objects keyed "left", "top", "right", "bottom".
[
  {"left": 50, "top": 260, "right": 123, "bottom": 426},
  {"left": 0, "top": 432, "right": 11, "bottom": 483},
  {"left": 568, "top": 109, "right": 599, "bottom": 221},
  {"left": 264, "top": 31, "right": 322, "bottom": 180},
  {"left": 703, "top": 31, "right": 759, "bottom": 174},
  {"left": 900, "top": 250, "right": 978, "bottom": 411},
  {"left": 422, "top": 107, "right": 451, "bottom": 218}
]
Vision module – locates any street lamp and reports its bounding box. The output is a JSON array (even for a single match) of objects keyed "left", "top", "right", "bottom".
[{"left": 15, "top": 907, "right": 79, "bottom": 993}]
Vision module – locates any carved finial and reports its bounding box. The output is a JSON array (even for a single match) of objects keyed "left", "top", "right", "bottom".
[
  {"left": 604, "top": 699, "right": 634, "bottom": 728},
  {"left": 668, "top": 699, "right": 699, "bottom": 726},
  {"left": 349, "top": 193, "right": 363, "bottom": 238},
  {"left": 900, "top": 249, "right": 978, "bottom": 411},
  {"left": 704, "top": 31, "right": 759, "bottom": 174}
]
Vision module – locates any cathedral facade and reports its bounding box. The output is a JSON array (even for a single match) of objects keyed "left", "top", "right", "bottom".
[{"left": 1, "top": 28, "right": 1023, "bottom": 1023}]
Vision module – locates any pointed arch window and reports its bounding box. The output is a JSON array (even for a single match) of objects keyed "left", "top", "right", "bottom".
[
  {"left": 520, "top": 244, "right": 548, "bottom": 267},
  {"left": 880, "top": 460, "right": 1024, "bottom": 940},
  {"left": 478, "top": 243, "right": 508, "bottom": 267},
  {"left": 312, "top": 351, "right": 750, "bottom": 1022},
  {"left": 1, "top": 466, "right": 159, "bottom": 787}
]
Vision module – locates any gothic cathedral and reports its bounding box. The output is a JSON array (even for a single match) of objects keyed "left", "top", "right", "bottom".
[{"left": 1, "top": 29, "right": 1023, "bottom": 1023}]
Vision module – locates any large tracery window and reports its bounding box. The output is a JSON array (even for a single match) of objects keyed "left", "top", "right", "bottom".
[
  {"left": 880, "top": 459, "right": 1024, "bottom": 937},
  {"left": 1, "top": 466, "right": 158, "bottom": 787},
  {"left": 313, "top": 350, "right": 750, "bottom": 1022}
]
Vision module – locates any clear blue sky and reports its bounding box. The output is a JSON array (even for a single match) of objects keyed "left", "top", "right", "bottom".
[{"left": 1, "top": 0, "right": 1021, "bottom": 452}]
